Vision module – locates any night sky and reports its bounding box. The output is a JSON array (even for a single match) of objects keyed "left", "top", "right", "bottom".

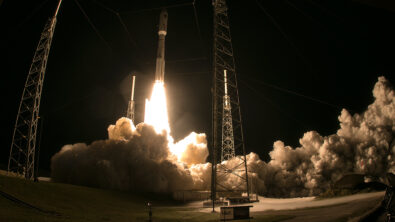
[{"left": 1, "top": 0, "right": 394, "bottom": 176}]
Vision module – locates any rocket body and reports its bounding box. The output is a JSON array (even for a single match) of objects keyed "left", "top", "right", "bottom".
[{"left": 155, "top": 9, "right": 168, "bottom": 82}]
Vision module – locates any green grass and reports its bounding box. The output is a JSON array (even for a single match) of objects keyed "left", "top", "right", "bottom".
[
  {"left": 0, "top": 175, "right": 219, "bottom": 221},
  {"left": 0, "top": 174, "right": 294, "bottom": 221}
]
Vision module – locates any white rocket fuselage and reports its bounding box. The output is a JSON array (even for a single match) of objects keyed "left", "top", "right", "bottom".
[{"left": 155, "top": 9, "right": 168, "bottom": 82}]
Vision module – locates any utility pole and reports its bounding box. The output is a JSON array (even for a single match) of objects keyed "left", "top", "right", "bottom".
[
  {"left": 126, "top": 75, "right": 136, "bottom": 122},
  {"left": 211, "top": 0, "right": 249, "bottom": 207},
  {"left": 8, "top": 0, "right": 63, "bottom": 179}
]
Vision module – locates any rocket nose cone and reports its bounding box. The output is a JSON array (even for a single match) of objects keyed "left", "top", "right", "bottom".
[
  {"left": 160, "top": 9, "right": 168, "bottom": 22},
  {"left": 159, "top": 8, "right": 168, "bottom": 32}
]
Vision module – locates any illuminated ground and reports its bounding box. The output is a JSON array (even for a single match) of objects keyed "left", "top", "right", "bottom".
[
  {"left": 197, "top": 192, "right": 384, "bottom": 212},
  {"left": 187, "top": 192, "right": 384, "bottom": 221},
  {"left": 0, "top": 172, "right": 383, "bottom": 221},
  {"left": 0, "top": 174, "right": 288, "bottom": 222},
  {"left": 252, "top": 193, "right": 383, "bottom": 222}
]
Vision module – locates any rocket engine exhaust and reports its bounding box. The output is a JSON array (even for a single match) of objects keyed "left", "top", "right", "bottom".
[{"left": 155, "top": 9, "right": 168, "bottom": 83}]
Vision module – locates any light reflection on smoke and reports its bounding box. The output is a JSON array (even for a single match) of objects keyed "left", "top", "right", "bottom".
[{"left": 51, "top": 77, "right": 394, "bottom": 197}]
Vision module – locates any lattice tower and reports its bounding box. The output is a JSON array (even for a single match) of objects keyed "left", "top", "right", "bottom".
[
  {"left": 221, "top": 70, "right": 235, "bottom": 161},
  {"left": 211, "top": 0, "right": 249, "bottom": 200},
  {"left": 8, "top": 0, "right": 63, "bottom": 179}
]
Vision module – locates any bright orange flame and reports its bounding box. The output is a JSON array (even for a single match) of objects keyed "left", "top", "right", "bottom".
[{"left": 144, "top": 81, "right": 171, "bottom": 134}]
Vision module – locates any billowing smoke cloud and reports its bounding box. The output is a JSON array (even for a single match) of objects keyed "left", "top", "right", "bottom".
[
  {"left": 51, "top": 118, "right": 210, "bottom": 192},
  {"left": 175, "top": 132, "right": 209, "bottom": 166},
  {"left": 51, "top": 76, "right": 394, "bottom": 197},
  {"left": 246, "top": 76, "right": 395, "bottom": 197}
]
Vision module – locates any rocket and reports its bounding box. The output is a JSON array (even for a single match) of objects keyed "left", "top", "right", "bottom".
[
  {"left": 155, "top": 9, "right": 168, "bottom": 83},
  {"left": 126, "top": 75, "right": 136, "bottom": 122}
]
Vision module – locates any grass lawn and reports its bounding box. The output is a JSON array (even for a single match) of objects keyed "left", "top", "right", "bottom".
[
  {"left": 0, "top": 174, "right": 292, "bottom": 221},
  {"left": 0, "top": 174, "right": 216, "bottom": 221}
]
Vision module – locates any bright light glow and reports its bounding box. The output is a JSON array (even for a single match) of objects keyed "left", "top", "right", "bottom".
[
  {"left": 171, "top": 134, "right": 194, "bottom": 159},
  {"left": 144, "top": 81, "right": 197, "bottom": 161},
  {"left": 144, "top": 81, "right": 171, "bottom": 134}
]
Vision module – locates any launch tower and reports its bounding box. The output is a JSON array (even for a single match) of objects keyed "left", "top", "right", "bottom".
[
  {"left": 221, "top": 70, "right": 235, "bottom": 161},
  {"left": 8, "top": 0, "right": 63, "bottom": 179},
  {"left": 211, "top": 0, "right": 249, "bottom": 202}
]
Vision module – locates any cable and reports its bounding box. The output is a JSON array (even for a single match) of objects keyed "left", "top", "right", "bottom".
[
  {"left": 244, "top": 77, "right": 346, "bottom": 111},
  {"left": 74, "top": 0, "right": 112, "bottom": 51},
  {"left": 254, "top": 0, "right": 312, "bottom": 70},
  {"left": 238, "top": 78, "right": 309, "bottom": 128},
  {"left": 16, "top": 0, "right": 51, "bottom": 30},
  {"left": 144, "top": 57, "right": 208, "bottom": 65},
  {"left": 90, "top": 0, "right": 137, "bottom": 47},
  {"left": 116, "top": 13, "right": 137, "bottom": 47},
  {"left": 1, "top": 0, "right": 50, "bottom": 50},
  {"left": 285, "top": 0, "right": 329, "bottom": 32},
  {"left": 192, "top": 0, "right": 203, "bottom": 44},
  {"left": 90, "top": 0, "right": 117, "bottom": 14},
  {"left": 165, "top": 57, "right": 208, "bottom": 63},
  {"left": 119, "top": 1, "right": 193, "bottom": 15},
  {"left": 169, "top": 71, "right": 209, "bottom": 76},
  {"left": 303, "top": 0, "right": 343, "bottom": 21},
  {"left": 192, "top": 0, "right": 211, "bottom": 85}
]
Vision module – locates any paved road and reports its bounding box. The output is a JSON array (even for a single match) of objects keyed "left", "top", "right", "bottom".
[
  {"left": 252, "top": 192, "right": 384, "bottom": 222},
  {"left": 195, "top": 192, "right": 385, "bottom": 221}
]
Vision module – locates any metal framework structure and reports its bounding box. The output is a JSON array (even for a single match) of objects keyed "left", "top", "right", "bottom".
[
  {"left": 221, "top": 70, "right": 235, "bottom": 161},
  {"left": 126, "top": 75, "right": 136, "bottom": 122},
  {"left": 211, "top": 0, "right": 249, "bottom": 201},
  {"left": 8, "top": 0, "right": 62, "bottom": 179}
]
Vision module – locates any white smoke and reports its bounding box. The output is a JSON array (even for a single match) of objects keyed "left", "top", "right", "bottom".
[
  {"left": 175, "top": 132, "right": 209, "bottom": 166},
  {"left": 246, "top": 76, "right": 395, "bottom": 197},
  {"left": 51, "top": 76, "right": 394, "bottom": 197},
  {"left": 51, "top": 118, "right": 210, "bottom": 192}
]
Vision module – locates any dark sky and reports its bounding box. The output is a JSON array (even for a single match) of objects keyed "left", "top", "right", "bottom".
[{"left": 1, "top": 0, "right": 394, "bottom": 175}]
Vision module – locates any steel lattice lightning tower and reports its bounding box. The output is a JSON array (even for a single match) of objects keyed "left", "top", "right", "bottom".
[
  {"left": 221, "top": 70, "right": 235, "bottom": 161},
  {"left": 211, "top": 0, "right": 249, "bottom": 201},
  {"left": 126, "top": 75, "right": 136, "bottom": 122},
  {"left": 8, "top": 0, "right": 63, "bottom": 179}
]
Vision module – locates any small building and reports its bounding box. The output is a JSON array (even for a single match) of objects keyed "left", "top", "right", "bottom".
[{"left": 220, "top": 205, "right": 253, "bottom": 221}]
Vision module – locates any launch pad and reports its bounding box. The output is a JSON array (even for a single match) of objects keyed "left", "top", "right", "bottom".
[{"left": 7, "top": 0, "right": 253, "bottom": 206}]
